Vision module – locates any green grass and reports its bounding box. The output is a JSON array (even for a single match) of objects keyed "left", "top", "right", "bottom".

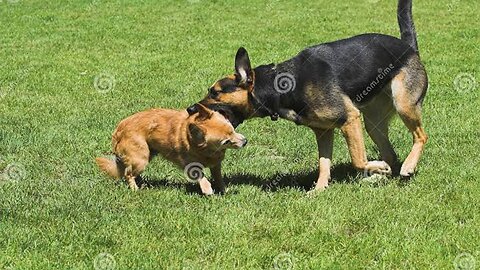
[{"left": 1, "top": 0, "right": 479, "bottom": 269}]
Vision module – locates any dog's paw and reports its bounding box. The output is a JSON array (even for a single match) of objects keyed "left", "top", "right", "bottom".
[
  {"left": 400, "top": 165, "right": 415, "bottom": 178},
  {"left": 365, "top": 161, "right": 392, "bottom": 176},
  {"left": 129, "top": 183, "right": 139, "bottom": 191},
  {"left": 203, "top": 189, "right": 214, "bottom": 196},
  {"left": 307, "top": 185, "right": 328, "bottom": 197},
  {"left": 199, "top": 179, "right": 214, "bottom": 196}
]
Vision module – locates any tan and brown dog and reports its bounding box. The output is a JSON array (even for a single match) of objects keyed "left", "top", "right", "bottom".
[{"left": 96, "top": 103, "right": 247, "bottom": 194}]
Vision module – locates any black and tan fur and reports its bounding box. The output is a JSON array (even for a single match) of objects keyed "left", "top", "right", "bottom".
[{"left": 188, "top": 0, "right": 428, "bottom": 192}]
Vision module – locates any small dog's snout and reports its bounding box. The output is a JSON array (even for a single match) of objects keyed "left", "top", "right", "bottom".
[{"left": 242, "top": 138, "right": 248, "bottom": 147}]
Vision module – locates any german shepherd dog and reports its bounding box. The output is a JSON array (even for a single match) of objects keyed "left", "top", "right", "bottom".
[{"left": 188, "top": 0, "right": 428, "bottom": 192}]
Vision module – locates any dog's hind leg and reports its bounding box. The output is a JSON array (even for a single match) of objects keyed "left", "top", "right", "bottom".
[
  {"left": 391, "top": 59, "right": 428, "bottom": 177},
  {"left": 118, "top": 140, "right": 150, "bottom": 191},
  {"left": 361, "top": 92, "right": 400, "bottom": 174}
]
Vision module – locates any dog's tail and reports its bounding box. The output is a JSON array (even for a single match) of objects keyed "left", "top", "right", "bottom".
[
  {"left": 397, "top": 0, "right": 419, "bottom": 53},
  {"left": 95, "top": 156, "right": 124, "bottom": 179}
]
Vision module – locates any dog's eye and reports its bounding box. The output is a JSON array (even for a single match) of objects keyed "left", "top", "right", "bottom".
[{"left": 209, "top": 87, "right": 218, "bottom": 98}]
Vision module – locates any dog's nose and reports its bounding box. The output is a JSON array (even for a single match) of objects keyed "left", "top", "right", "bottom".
[
  {"left": 242, "top": 139, "right": 248, "bottom": 147},
  {"left": 186, "top": 105, "right": 198, "bottom": 115}
]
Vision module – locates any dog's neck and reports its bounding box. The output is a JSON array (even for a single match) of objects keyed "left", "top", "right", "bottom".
[
  {"left": 249, "top": 62, "right": 296, "bottom": 120},
  {"left": 183, "top": 125, "right": 225, "bottom": 167}
]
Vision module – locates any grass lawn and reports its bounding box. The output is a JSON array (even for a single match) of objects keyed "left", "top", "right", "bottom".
[{"left": 1, "top": 0, "right": 479, "bottom": 269}]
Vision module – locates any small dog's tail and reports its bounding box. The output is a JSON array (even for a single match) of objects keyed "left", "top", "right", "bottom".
[
  {"left": 397, "top": 0, "right": 419, "bottom": 53},
  {"left": 95, "top": 156, "right": 124, "bottom": 179}
]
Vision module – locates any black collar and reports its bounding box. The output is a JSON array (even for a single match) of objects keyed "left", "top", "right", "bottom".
[
  {"left": 248, "top": 91, "right": 279, "bottom": 121},
  {"left": 249, "top": 64, "right": 282, "bottom": 121}
]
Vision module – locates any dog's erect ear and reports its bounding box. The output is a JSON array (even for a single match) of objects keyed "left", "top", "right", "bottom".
[
  {"left": 194, "top": 103, "right": 213, "bottom": 120},
  {"left": 188, "top": 123, "right": 206, "bottom": 146},
  {"left": 235, "top": 47, "right": 253, "bottom": 88}
]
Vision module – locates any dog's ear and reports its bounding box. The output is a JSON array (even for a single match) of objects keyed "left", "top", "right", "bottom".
[
  {"left": 194, "top": 103, "right": 213, "bottom": 120},
  {"left": 188, "top": 123, "right": 206, "bottom": 146},
  {"left": 235, "top": 47, "right": 253, "bottom": 89}
]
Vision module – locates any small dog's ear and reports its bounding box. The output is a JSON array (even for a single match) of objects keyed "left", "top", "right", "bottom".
[
  {"left": 187, "top": 104, "right": 198, "bottom": 115},
  {"left": 195, "top": 103, "right": 213, "bottom": 120},
  {"left": 235, "top": 47, "right": 253, "bottom": 89},
  {"left": 188, "top": 123, "right": 206, "bottom": 146}
]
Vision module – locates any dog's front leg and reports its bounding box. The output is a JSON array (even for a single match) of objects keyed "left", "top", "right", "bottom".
[
  {"left": 310, "top": 128, "right": 334, "bottom": 193},
  {"left": 210, "top": 164, "right": 226, "bottom": 195},
  {"left": 198, "top": 176, "right": 214, "bottom": 196}
]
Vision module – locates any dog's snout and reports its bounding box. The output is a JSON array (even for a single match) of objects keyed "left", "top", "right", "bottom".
[
  {"left": 186, "top": 105, "right": 198, "bottom": 115},
  {"left": 235, "top": 134, "right": 247, "bottom": 148}
]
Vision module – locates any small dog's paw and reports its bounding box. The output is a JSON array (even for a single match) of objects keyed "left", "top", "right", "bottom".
[
  {"left": 128, "top": 182, "right": 139, "bottom": 191},
  {"left": 199, "top": 179, "right": 214, "bottom": 195},
  {"left": 307, "top": 185, "right": 328, "bottom": 197},
  {"left": 365, "top": 161, "right": 392, "bottom": 176},
  {"left": 202, "top": 188, "right": 214, "bottom": 196}
]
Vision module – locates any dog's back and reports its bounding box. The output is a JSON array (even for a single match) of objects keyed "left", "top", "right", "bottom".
[{"left": 111, "top": 109, "right": 186, "bottom": 160}]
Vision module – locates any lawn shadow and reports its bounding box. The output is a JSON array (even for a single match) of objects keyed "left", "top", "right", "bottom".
[
  {"left": 135, "top": 176, "right": 204, "bottom": 195},
  {"left": 225, "top": 162, "right": 360, "bottom": 192},
  {"left": 136, "top": 162, "right": 409, "bottom": 194}
]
